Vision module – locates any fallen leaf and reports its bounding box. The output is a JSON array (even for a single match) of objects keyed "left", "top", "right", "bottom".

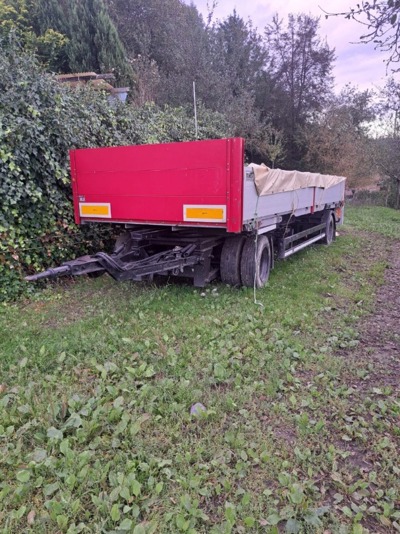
[{"left": 27, "top": 510, "right": 35, "bottom": 525}]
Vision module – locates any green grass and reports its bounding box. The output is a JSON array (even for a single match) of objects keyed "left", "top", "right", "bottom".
[
  {"left": 345, "top": 205, "right": 400, "bottom": 238},
  {"left": 0, "top": 206, "right": 399, "bottom": 533}
]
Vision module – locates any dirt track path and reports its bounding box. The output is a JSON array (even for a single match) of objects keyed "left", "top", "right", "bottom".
[
  {"left": 349, "top": 241, "right": 400, "bottom": 391},
  {"left": 332, "top": 238, "right": 400, "bottom": 533}
]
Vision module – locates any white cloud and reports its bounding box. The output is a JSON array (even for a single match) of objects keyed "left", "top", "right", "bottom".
[{"left": 186, "top": 0, "right": 399, "bottom": 91}]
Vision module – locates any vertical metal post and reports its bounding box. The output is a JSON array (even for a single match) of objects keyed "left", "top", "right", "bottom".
[{"left": 193, "top": 81, "right": 198, "bottom": 139}]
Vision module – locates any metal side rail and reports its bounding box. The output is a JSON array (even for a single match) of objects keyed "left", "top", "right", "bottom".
[
  {"left": 25, "top": 243, "right": 202, "bottom": 283},
  {"left": 278, "top": 222, "right": 326, "bottom": 259}
]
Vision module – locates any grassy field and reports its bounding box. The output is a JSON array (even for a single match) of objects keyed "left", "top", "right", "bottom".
[{"left": 0, "top": 206, "right": 399, "bottom": 533}]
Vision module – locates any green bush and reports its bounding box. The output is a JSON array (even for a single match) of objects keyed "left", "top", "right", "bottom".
[
  {"left": 350, "top": 185, "right": 399, "bottom": 209},
  {"left": 0, "top": 47, "right": 230, "bottom": 301},
  {"left": 350, "top": 190, "right": 387, "bottom": 207}
]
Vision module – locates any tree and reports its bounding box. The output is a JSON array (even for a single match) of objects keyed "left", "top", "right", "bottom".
[
  {"left": 304, "top": 113, "right": 374, "bottom": 187},
  {"left": 203, "top": 11, "right": 270, "bottom": 157},
  {"left": 304, "top": 86, "right": 376, "bottom": 186},
  {"left": 156, "top": 2, "right": 216, "bottom": 106},
  {"left": 0, "top": 0, "right": 68, "bottom": 70},
  {"left": 263, "top": 126, "right": 286, "bottom": 168},
  {"left": 373, "top": 78, "right": 400, "bottom": 208},
  {"left": 373, "top": 137, "right": 400, "bottom": 208},
  {"left": 264, "top": 14, "right": 335, "bottom": 166},
  {"left": 337, "top": 84, "right": 377, "bottom": 131},
  {"left": 378, "top": 76, "right": 400, "bottom": 134},
  {"left": 210, "top": 11, "right": 268, "bottom": 101},
  {"left": 106, "top": 0, "right": 209, "bottom": 104},
  {"left": 66, "top": 0, "right": 132, "bottom": 83},
  {"left": 131, "top": 55, "right": 161, "bottom": 106},
  {"left": 323, "top": 1, "right": 400, "bottom": 71},
  {"left": 0, "top": 0, "right": 132, "bottom": 81},
  {"left": 108, "top": 2, "right": 269, "bottom": 111}
]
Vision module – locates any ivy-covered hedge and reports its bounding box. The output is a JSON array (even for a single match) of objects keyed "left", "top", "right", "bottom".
[{"left": 0, "top": 48, "right": 231, "bottom": 301}]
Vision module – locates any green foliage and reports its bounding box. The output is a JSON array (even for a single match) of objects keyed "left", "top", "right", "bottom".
[
  {"left": 264, "top": 14, "right": 335, "bottom": 166},
  {"left": 303, "top": 86, "right": 376, "bottom": 187},
  {"left": 0, "top": 0, "right": 68, "bottom": 69},
  {"left": 108, "top": 2, "right": 337, "bottom": 168},
  {"left": 0, "top": 207, "right": 399, "bottom": 530},
  {"left": 67, "top": 0, "right": 132, "bottom": 83},
  {"left": 210, "top": 11, "right": 267, "bottom": 101},
  {"left": 107, "top": 0, "right": 214, "bottom": 104},
  {"left": 0, "top": 47, "right": 230, "bottom": 302},
  {"left": 0, "top": 0, "right": 133, "bottom": 81}
]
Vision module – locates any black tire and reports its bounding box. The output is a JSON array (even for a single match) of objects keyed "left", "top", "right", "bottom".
[
  {"left": 240, "top": 235, "right": 271, "bottom": 288},
  {"left": 323, "top": 213, "right": 336, "bottom": 245},
  {"left": 220, "top": 236, "right": 246, "bottom": 286}
]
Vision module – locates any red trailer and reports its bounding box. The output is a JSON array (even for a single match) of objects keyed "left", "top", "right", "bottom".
[{"left": 27, "top": 138, "right": 345, "bottom": 288}]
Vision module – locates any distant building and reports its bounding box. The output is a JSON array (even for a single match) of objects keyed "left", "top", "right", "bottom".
[{"left": 55, "top": 72, "right": 129, "bottom": 103}]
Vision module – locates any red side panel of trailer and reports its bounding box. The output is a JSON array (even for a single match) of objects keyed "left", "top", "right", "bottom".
[{"left": 70, "top": 138, "right": 244, "bottom": 233}]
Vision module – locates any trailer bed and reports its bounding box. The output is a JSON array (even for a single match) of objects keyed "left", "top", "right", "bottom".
[
  {"left": 243, "top": 167, "right": 345, "bottom": 231},
  {"left": 70, "top": 138, "right": 345, "bottom": 234}
]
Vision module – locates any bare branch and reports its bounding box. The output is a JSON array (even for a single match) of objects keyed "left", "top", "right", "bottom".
[{"left": 319, "top": 2, "right": 400, "bottom": 71}]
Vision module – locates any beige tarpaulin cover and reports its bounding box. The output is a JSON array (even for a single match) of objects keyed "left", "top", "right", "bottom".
[{"left": 249, "top": 163, "right": 346, "bottom": 196}]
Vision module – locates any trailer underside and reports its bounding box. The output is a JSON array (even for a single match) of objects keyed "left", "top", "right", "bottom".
[{"left": 26, "top": 208, "right": 339, "bottom": 288}]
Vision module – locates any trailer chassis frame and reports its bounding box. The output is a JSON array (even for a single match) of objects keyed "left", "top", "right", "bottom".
[{"left": 25, "top": 228, "right": 225, "bottom": 288}]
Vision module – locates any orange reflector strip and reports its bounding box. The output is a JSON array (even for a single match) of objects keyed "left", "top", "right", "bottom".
[
  {"left": 79, "top": 203, "right": 111, "bottom": 218},
  {"left": 186, "top": 208, "right": 224, "bottom": 220}
]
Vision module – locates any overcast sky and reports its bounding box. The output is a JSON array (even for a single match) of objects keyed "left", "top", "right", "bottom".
[{"left": 187, "top": 0, "right": 399, "bottom": 93}]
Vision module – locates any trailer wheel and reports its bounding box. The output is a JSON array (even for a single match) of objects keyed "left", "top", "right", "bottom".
[
  {"left": 240, "top": 235, "right": 271, "bottom": 288},
  {"left": 220, "top": 236, "right": 246, "bottom": 286},
  {"left": 323, "top": 213, "right": 336, "bottom": 245}
]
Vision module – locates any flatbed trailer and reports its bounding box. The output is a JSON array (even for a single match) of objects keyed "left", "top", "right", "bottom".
[{"left": 26, "top": 138, "right": 346, "bottom": 288}]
